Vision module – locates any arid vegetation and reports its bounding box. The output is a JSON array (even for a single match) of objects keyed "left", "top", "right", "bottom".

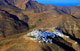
[{"left": 0, "top": 0, "right": 80, "bottom": 51}]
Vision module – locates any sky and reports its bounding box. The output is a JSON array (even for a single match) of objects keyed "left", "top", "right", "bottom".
[{"left": 36, "top": 0, "right": 80, "bottom": 6}]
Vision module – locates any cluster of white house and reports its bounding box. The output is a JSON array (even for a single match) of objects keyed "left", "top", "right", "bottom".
[{"left": 27, "top": 27, "right": 69, "bottom": 43}]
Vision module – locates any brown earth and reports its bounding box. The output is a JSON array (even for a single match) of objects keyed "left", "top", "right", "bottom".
[{"left": 0, "top": 0, "right": 80, "bottom": 51}]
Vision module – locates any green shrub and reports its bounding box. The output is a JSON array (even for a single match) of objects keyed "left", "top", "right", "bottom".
[
  {"left": 38, "top": 19, "right": 42, "bottom": 22},
  {"left": 28, "top": 36, "right": 35, "bottom": 38},
  {"left": 5, "top": 41, "right": 12, "bottom": 45},
  {"left": 29, "top": 25, "right": 36, "bottom": 29},
  {"left": 0, "top": 43, "right": 3, "bottom": 46}
]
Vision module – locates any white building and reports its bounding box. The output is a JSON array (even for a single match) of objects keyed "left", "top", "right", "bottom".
[{"left": 27, "top": 27, "right": 69, "bottom": 43}]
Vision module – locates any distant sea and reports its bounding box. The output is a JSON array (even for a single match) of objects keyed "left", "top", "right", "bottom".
[{"left": 36, "top": 0, "right": 80, "bottom": 7}]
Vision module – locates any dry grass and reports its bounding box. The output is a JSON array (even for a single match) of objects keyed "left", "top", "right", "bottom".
[{"left": 0, "top": 32, "right": 27, "bottom": 51}]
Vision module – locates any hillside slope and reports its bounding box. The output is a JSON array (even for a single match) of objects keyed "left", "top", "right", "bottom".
[
  {"left": 0, "top": 0, "right": 29, "bottom": 9},
  {"left": 0, "top": 9, "right": 29, "bottom": 37},
  {"left": 0, "top": 0, "right": 80, "bottom": 51}
]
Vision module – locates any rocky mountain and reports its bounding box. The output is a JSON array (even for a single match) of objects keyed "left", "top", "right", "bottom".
[
  {"left": 54, "top": 6, "right": 80, "bottom": 18},
  {"left": 0, "top": 0, "right": 80, "bottom": 51},
  {"left": 25, "top": 0, "right": 55, "bottom": 13},
  {"left": 24, "top": 0, "right": 80, "bottom": 39},
  {"left": 0, "top": 0, "right": 29, "bottom": 9},
  {"left": 0, "top": 9, "right": 29, "bottom": 37}
]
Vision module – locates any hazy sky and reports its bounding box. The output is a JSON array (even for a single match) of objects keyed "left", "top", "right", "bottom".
[{"left": 36, "top": 0, "right": 80, "bottom": 6}]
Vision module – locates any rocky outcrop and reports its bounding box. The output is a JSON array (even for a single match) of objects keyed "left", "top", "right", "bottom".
[
  {"left": 0, "top": 9, "right": 29, "bottom": 37},
  {"left": 55, "top": 6, "right": 80, "bottom": 18},
  {"left": 0, "top": 0, "right": 29, "bottom": 9},
  {"left": 0, "top": 0, "right": 80, "bottom": 51},
  {"left": 58, "top": 14, "right": 80, "bottom": 39}
]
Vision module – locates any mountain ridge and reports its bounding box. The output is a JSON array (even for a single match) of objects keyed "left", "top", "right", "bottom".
[{"left": 0, "top": 0, "right": 80, "bottom": 51}]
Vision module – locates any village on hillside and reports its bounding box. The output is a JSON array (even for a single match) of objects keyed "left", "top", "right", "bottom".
[{"left": 27, "top": 27, "right": 70, "bottom": 43}]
